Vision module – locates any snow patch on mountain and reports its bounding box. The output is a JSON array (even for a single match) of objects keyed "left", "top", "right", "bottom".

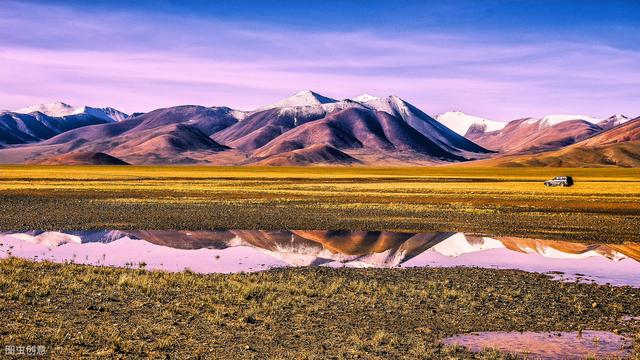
[
  {"left": 351, "top": 93, "right": 380, "bottom": 103},
  {"left": 15, "top": 102, "right": 129, "bottom": 122},
  {"left": 259, "top": 90, "right": 337, "bottom": 110},
  {"left": 73, "top": 106, "right": 129, "bottom": 122},
  {"left": 436, "top": 111, "right": 506, "bottom": 135},
  {"left": 363, "top": 95, "right": 411, "bottom": 116},
  {"left": 273, "top": 99, "right": 367, "bottom": 121},
  {"left": 606, "top": 114, "right": 629, "bottom": 124},
  {"left": 431, "top": 233, "right": 505, "bottom": 257},
  {"left": 540, "top": 114, "right": 602, "bottom": 127},
  {"left": 227, "top": 109, "right": 248, "bottom": 121},
  {"left": 597, "top": 114, "right": 630, "bottom": 130},
  {"left": 16, "top": 102, "right": 75, "bottom": 117}
]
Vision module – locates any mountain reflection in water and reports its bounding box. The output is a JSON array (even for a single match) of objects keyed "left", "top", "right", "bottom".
[{"left": 1, "top": 230, "right": 638, "bottom": 286}]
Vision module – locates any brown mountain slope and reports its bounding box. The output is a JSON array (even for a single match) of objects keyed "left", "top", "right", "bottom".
[
  {"left": 468, "top": 142, "right": 640, "bottom": 167},
  {"left": 467, "top": 118, "right": 640, "bottom": 167},
  {"left": 578, "top": 117, "right": 640, "bottom": 146},
  {"left": 32, "top": 152, "right": 129, "bottom": 165},
  {"left": 253, "top": 107, "right": 465, "bottom": 162},
  {"left": 104, "top": 124, "right": 231, "bottom": 164},
  {"left": 212, "top": 106, "right": 351, "bottom": 151},
  {"left": 254, "top": 144, "right": 361, "bottom": 166},
  {"left": 0, "top": 123, "right": 232, "bottom": 165},
  {"left": 468, "top": 118, "right": 602, "bottom": 153},
  {"left": 0, "top": 111, "right": 113, "bottom": 146},
  {"left": 39, "top": 105, "right": 239, "bottom": 147},
  {"left": 0, "top": 106, "right": 241, "bottom": 164}
]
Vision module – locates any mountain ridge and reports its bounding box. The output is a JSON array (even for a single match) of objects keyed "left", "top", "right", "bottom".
[{"left": 2, "top": 93, "right": 638, "bottom": 167}]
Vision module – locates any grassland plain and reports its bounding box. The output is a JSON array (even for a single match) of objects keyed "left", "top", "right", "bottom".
[
  {"left": 1, "top": 165, "right": 639, "bottom": 242},
  {"left": 0, "top": 258, "right": 638, "bottom": 359}
]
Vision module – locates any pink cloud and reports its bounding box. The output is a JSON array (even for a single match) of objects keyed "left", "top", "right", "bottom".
[{"left": 1, "top": 1, "right": 638, "bottom": 120}]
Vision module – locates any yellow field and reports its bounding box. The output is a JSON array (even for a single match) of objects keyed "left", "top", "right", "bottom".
[
  {"left": 1, "top": 165, "right": 639, "bottom": 242},
  {"left": 2, "top": 164, "right": 640, "bottom": 180}
]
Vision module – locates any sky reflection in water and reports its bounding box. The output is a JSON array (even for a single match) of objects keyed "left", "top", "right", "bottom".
[{"left": 1, "top": 230, "right": 638, "bottom": 287}]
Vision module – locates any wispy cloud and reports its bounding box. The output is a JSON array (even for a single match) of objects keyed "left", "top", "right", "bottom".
[{"left": 1, "top": 0, "right": 638, "bottom": 120}]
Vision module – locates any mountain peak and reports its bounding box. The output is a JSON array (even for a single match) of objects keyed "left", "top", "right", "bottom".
[
  {"left": 14, "top": 102, "right": 128, "bottom": 122},
  {"left": 597, "top": 114, "right": 631, "bottom": 130},
  {"left": 72, "top": 106, "right": 129, "bottom": 122},
  {"left": 607, "top": 114, "right": 628, "bottom": 121},
  {"left": 293, "top": 89, "right": 319, "bottom": 96},
  {"left": 48, "top": 101, "right": 72, "bottom": 107},
  {"left": 260, "top": 90, "right": 337, "bottom": 110},
  {"left": 15, "top": 101, "right": 75, "bottom": 117},
  {"left": 351, "top": 93, "right": 379, "bottom": 103},
  {"left": 436, "top": 111, "right": 506, "bottom": 136},
  {"left": 361, "top": 95, "right": 413, "bottom": 117}
]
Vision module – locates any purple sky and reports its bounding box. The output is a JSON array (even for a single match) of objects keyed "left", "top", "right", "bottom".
[{"left": 1, "top": 1, "right": 639, "bottom": 121}]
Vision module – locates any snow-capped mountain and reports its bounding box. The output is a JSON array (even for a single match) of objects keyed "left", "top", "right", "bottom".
[
  {"left": 15, "top": 101, "right": 76, "bottom": 117},
  {"left": 73, "top": 106, "right": 129, "bottom": 122},
  {"left": 467, "top": 116, "right": 603, "bottom": 154},
  {"left": 259, "top": 90, "right": 338, "bottom": 110},
  {"left": 212, "top": 90, "right": 492, "bottom": 162},
  {"left": 353, "top": 95, "right": 490, "bottom": 154},
  {"left": 0, "top": 110, "right": 115, "bottom": 146},
  {"left": 15, "top": 102, "right": 129, "bottom": 122},
  {"left": 597, "top": 114, "right": 630, "bottom": 130},
  {"left": 435, "top": 112, "right": 603, "bottom": 137},
  {"left": 436, "top": 111, "right": 506, "bottom": 136}
]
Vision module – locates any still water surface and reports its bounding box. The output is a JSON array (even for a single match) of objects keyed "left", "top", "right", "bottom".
[
  {"left": 1, "top": 230, "right": 639, "bottom": 286},
  {"left": 441, "top": 330, "right": 632, "bottom": 360}
]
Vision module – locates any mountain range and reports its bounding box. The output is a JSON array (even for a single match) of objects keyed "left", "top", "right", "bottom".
[{"left": 0, "top": 92, "right": 637, "bottom": 167}]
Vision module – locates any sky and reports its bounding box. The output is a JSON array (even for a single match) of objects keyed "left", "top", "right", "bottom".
[{"left": 1, "top": 0, "right": 639, "bottom": 121}]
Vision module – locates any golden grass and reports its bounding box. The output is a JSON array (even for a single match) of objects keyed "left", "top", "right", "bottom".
[
  {"left": 1, "top": 164, "right": 639, "bottom": 178},
  {"left": 1, "top": 165, "right": 639, "bottom": 242}
]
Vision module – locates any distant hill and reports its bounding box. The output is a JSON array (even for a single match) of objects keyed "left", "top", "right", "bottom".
[
  {"left": 33, "top": 152, "right": 130, "bottom": 165},
  {"left": 0, "top": 111, "right": 114, "bottom": 146},
  {"left": 467, "top": 117, "right": 603, "bottom": 153},
  {"left": 15, "top": 101, "right": 129, "bottom": 122},
  {"left": 471, "top": 118, "right": 640, "bottom": 167},
  {"left": 255, "top": 144, "right": 361, "bottom": 166}
]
